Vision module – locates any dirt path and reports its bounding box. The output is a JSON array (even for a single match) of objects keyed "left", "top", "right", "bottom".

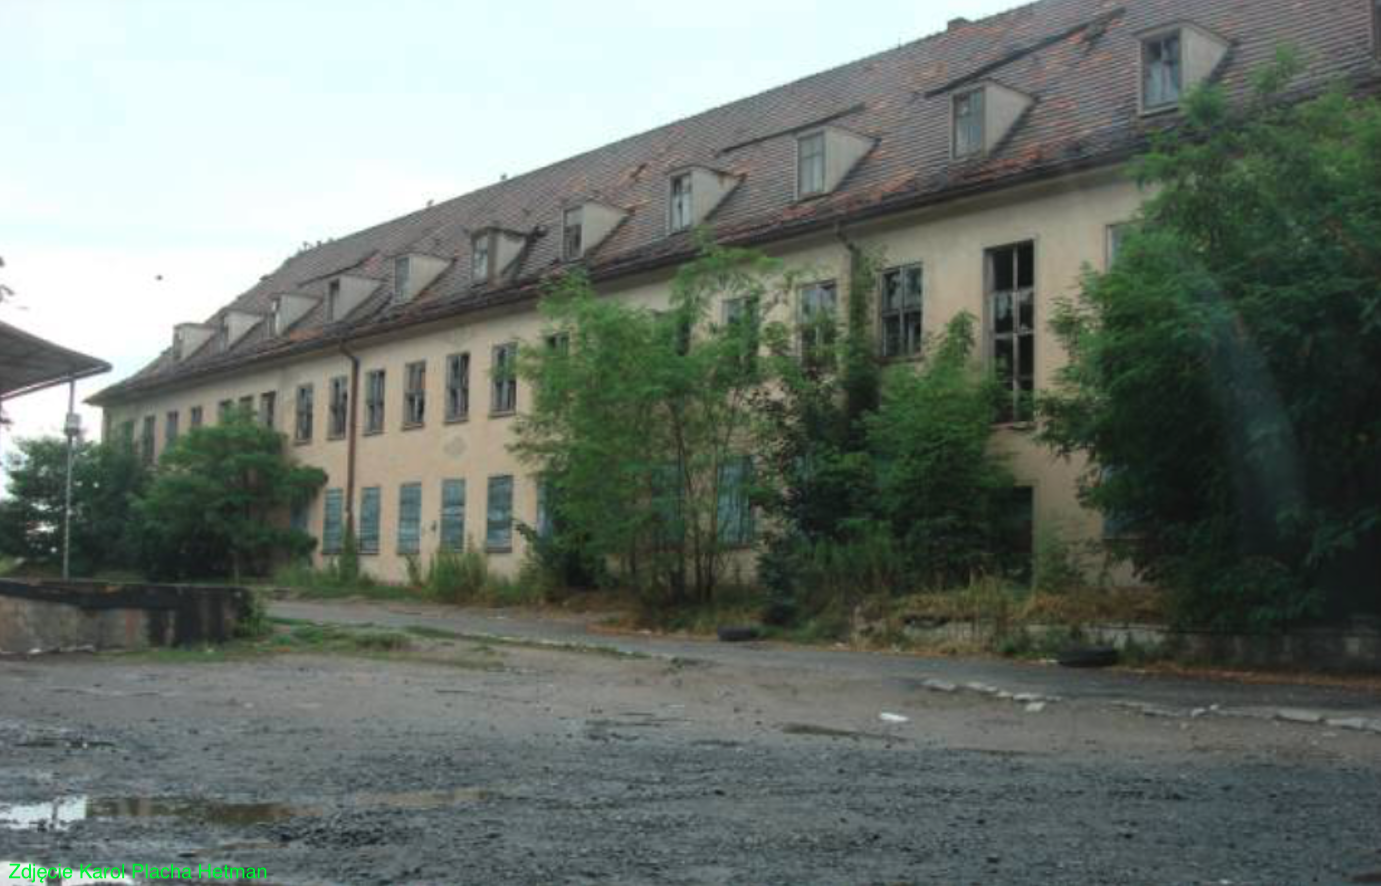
[{"left": 2, "top": 605, "right": 1380, "bottom": 885}]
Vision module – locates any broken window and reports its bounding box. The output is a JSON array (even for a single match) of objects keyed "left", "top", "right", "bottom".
[
  {"left": 491, "top": 343, "right": 518, "bottom": 414},
  {"left": 365, "top": 369, "right": 386, "bottom": 434},
  {"left": 294, "top": 384, "right": 314, "bottom": 443},
  {"left": 1143, "top": 32, "right": 1183, "bottom": 110},
  {"left": 880, "top": 264, "right": 924, "bottom": 359},
  {"left": 403, "top": 360, "right": 426, "bottom": 428},
  {"left": 953, "top": 88, "right": 985, "bottom": 156},
  {"left": 798, "top": 280, "right": 838, "bottom": 367},
  {"left": 563, "top": 207, "right": 583, "bottom": 260},
  {"left": 669, "top": 173, "right": 693, "bottom": 232},
  {"left": 472, "top": 233, "right": 492, "bottom": 282},
  {"left": 328, "top": 375, "right": 349, "bottom": 439},
  {"left": 797, "top": 132, "right": 826, "bottom": 198},
  {"left": 987, "top": 241, "right": 1036, "bottom": 423},
  {"left": 445, "top": 353, "right": 470, "bottom": 422},
  {"left": 359, "top": 486, "right": 381, "bottom": 555},
  {"left": 397, "top": 482, "right": 422, "bottom": 555},
  {"left": 485, "top": 475, "right": 514, "bottom": 551},
  {"left": 440, "top": 479, "right": 466, "bottom": 551}
]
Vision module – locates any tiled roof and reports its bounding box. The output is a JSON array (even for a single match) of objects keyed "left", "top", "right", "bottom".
[{"left": 92, "top": 0, "right": 1381, "bottom": 405}]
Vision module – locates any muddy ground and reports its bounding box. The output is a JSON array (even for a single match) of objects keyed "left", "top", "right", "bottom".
[{"left": 2, "top": 608, "right": 1381, "bottom": 885}]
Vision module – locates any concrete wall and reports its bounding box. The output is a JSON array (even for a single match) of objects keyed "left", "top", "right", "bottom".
[{"left": 103, "top": 166, "right": 1145, "bottom": 583}]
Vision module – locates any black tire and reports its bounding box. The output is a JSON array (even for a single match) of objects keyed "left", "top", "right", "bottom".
[
  {"left": 717, "top": 625, "right": 762, "bottom": 643},
  {"left": 1057, "top": 645, "right": 1119, "bottom": 669}
]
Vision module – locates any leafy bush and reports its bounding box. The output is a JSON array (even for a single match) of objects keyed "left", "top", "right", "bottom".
[{"left": 425, "top": 546, "right": 491, "bottom": 603}]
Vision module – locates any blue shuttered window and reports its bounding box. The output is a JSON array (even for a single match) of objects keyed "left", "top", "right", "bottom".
[
  {"left": 322, "top": 489, "right": 344, "bottom": 554},
  {"left": 485, "top": 475, "right": 514, "bottom": 551},
  {"left": 397, "top": 483, "right": 422, "bottom": 555},
  {"left": 440, "top": 479, "right": 466, "bottom": 551},
  {"left": 717, "top": 457, "right": 754, "bottom": 547},
  {"left": 359, "top": 487, "right": 381, "bottom": 554}
]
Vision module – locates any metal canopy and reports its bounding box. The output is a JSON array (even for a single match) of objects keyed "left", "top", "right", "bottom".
[{"left": 0, "top": 319, "right": 111, "bottom": 400}]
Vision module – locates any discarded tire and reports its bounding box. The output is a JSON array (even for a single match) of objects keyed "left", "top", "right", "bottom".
[
  {"left": 717, "top": 626, "right": 762, "bottom": 643},
  {"left": 1057, "top": 645, "right": 1119, "bottom": 669}
]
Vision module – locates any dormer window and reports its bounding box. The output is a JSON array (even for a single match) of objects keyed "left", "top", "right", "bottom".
[
  {"left": 393, "top": 256, "right": 410, "bottom": 300},
  {"left": 1142, "top": 33, "right": 1183, "bottom": 109},
  {"left": 669, "top": 173, "right": 693, "bottom": 233},
  {"left": 327, "top": 279, "right": 342, "bottom": 321},
  {"left": 796, "top": 132, "right": 827, "bottom": 198},
  {"left": 1138, "top": 24, "right": 1229, "bottom": 113},
  {"left": 563, "top": 207, "right": 584, "bottom": 260},
  {"left": 953, "top": 89, "right": 985, "bottom": 157},
  {"left": 472, "top": 232, "right": 493, "bottom": 282}
]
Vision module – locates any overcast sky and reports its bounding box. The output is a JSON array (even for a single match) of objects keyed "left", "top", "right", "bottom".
[{"left": 0, "top": 0, "right": 1015, "bottom": 463}]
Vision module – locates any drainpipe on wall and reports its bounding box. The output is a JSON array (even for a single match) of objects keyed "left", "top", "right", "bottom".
[{"left": 338, "top": 342, "right": 361, "bottom": 537}]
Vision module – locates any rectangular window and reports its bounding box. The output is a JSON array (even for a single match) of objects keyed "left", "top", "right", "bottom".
[
  {"left": 491, "top": 343, "right": 518, "bottom": 414},
  {"left": 394, "top": 255, "right": 410, "bottom": 300},
  {"left": 798, "top": 280, "right": 838, "bottom": 365},
  {"left": 358, "top": 486, "right": 381, "bottom": 555},
  {"left": 397, "top": 482, "right": 422, "bottom": 555},
  {"left": 723, "top": 295, "right": 761, "bottom": 373},
  {"left": 328, "top": 376, "right": 349, "bottom": 439},
  {"left": 164, "top": 410, "right": 179, "bottom": 447},
  {"left": 403, "top": 361, "right": 426, "bottom": 428},
  {"left": 485, "top": 475, "right": 514, "bottom": 551},
  {"left": 472, "top": 233, "right": 492, "bottom": 282},
  {"left": 239, "top": 395, "right": 253, "bottom": 415},
  {"left": 294, "top": 384, "right": 314, "bottom": 443},
  {"left": 563, "top": 207, "right": 583, "bottom": 260},
  {"left": 880, "top": 264, "right": 924, "bottom": 359},
  {"left": 536, "top": 480, "right": 555, "bottom": 540},
  {"left": 797, "top": 132, "right": 826, "bottom": 197},
  {"left": 365, "top": 369, "right": 386, "bottom": 434},
  {"left": 259, "top": 392, "right": 276, "bottom": 429},
  {"left": 1143, "top": 32, "right": 1183, "bottom": 109},
  {"left": 545, "top": 332, "right": 570, "bottom": 355},
  {"left": 987, "top": 241, "right": 1036, "bottom": 423},
  {"left": 218, "top": 399, "right": 233, "bottom": 423},
  {"left": 445, "top": 353, "right": 470, "bottom": 422},
  {"left": 440, "top": 479, "right": 466, "bottom": 551},
  {"left": 717, "top": 457, "right": 754, "bottom": 547},
  {"left": 120, "top": 420, "right": 135, "bottom": 445},
  {"left": 669, "top": 173, "right": 693, "bottom": 232},
  {"left": 327, "top": 279, "right": 342, "bottom": 321},
  {"left": 141, "top": 416, "right": 156, "bottom": 464},
  {"left": 953, "top": 88, "right": 985, "bottom": 156},
  {"left": 1106, "top": 223, "right": 1130, "bottom": 269},
  {"left": 322, "top": 489, "right": 344, "bottom": 555},
  {"left": 189, "top": 406, "right": 203, "bottom": 429}
]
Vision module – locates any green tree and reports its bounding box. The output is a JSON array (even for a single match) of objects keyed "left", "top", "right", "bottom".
[
  {"left": 135, "top": 413, "right": 326, "bottom": 580},
  {"left": 0, "top": 435, "right": 146, "bottom": 574},
  {"left": 513, "top": 240, "right": 776, "bottom": 604},
  {"left": 1040, "top": 60, "right": 1381, "bottom": 628}
]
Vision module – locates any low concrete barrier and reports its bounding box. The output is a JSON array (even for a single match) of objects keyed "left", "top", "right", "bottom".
[{"left": 0, "top": 578, "right": 252, "bottom": 654}]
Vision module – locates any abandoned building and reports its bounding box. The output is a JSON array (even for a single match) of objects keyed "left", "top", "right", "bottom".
[{"left": 90, "top": 0, "right": 1381, "bottom": 582}]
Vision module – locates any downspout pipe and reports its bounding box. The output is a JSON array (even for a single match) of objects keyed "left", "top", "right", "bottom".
[{"left": 338, "top": 342, "right": 361, "bottom": 537}]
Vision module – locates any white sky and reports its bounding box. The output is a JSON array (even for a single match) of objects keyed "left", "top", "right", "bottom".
[{"left": 0, "top": 0, "right": 1015, "bottom": 463}]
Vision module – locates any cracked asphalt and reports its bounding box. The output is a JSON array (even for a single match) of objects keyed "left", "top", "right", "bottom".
[{"left": 1, "top": 599, "right": 1379, "bottom": 885}]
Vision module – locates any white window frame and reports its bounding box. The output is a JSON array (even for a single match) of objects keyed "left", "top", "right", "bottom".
[
  {"left": 1141, "top": 30, "right": 1184, "bottom": 112},
  {"left": 471, "top": 232, "right": 492, "bottom": 283},
  {"left": 796, "top": 131, "right": 827, "bottom": 199},
  {"left": 562, "top": 207, "right": 583, "bottom": 260},
  {"left": 952, "top": 88, "right": 986, "bottom": 157},
  {"left": 668, "top": 172, "right": 694, "bottom": 233},
  {"left": 403, "top": 360, "right": 426, "bottom": 428}
]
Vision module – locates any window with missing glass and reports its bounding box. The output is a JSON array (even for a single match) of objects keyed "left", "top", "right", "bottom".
[
  {"left": 987, "top": 241, "right": 1036, "bottom": 423},
  {"left": 491, "top": 343, "right": 518, "bottom": 414},
  {"left": 953, "top": 88, "right": 985, "bottom": 156},
  {"left": 798, "top": 280, "right": 838, "bottom": 366},
  {"left": 485, "top": 475, "right": 514, "bottom": 551},
  {"left": 880, "top": 264, "right": 924, "bottom": 359},
  {"left": 294, "top": 384, "right": 314, "bottom": 443},
  {"left": 365, "top": 369, "right": 386, "bottom": 434},
  {"left": 1143, "top": 32, "right": 1183, "bottom": 110},
  {"left": 403, "top": 361, "right": 426, "bottom": 428},
  {"left": 797, "top": 132, "right": 826, "bottom": 197},
  {"left": 328, "top": 376, "right": 348, "bottom": 439},
  {"left": 445, "top": 353, "right": 470, "bottom": 422},
  {"left": 669, "top": 173, "right": 693, "bottom": 232},
  {"left": 563, "top": 207, "right": 583, "bottom": 260}
]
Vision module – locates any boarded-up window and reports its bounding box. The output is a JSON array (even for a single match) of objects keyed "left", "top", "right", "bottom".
[
  {"left": 987, "top": 241, "right": 1036, "bottom": 423},
  {"left": 880, "top": 264, "right": 923, "bottom": 359},
  {"left": 397, "top": 482, "right": 422, "bottom": 555},
  {"left": 717, "top": 457, "right": 754, "bottom": 547},
  {"left": 485, "top": 475, "right": 514, "bottom": 551},
  {"left": 404, "top": 361, "right": 426, "bottom": 427},
  {"left": 365, "top": 369, "right": 386, "bottom": 434},
  {"left": 322, "top": 488, "right": 344, "bottom": 554},
  {"left": 359, "top": 486, "right": 381, "bottom": 555},
  {"left": 446, "top": 353, "right": 470, "bottom": 422},
  {"left": 440, "top": 479, "right": 466, "bottom": 551}
]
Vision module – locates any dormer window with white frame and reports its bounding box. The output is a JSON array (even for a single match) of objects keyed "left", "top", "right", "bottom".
[
  {"left": 561, "top": 201, "right": 627, "bottom": 261},
  {"left": 472, "top": 232, "right": 493, "bottom": 282},
  {"left": 949, "top": 82, "right": 1033, "bottom": 159},
  {"left": 1139, "top": 24, "right": 1229, "bottom": 113},
  {"left": 669, "top": 173, "right": 693, "bottom": 233},
  {"left": 796, "top": 132, "right": 826, "bottom": 198},
  {"left": 327, "top": 279, "right": 342, "bottom": 320},
  {"left": 393, "top": 256, "right": 410, "bottom": 300},
  {"left": 953, "top": 89, "right": 985, "bottom": 157},
  {"left": 324, "top": 274, "right": 379, "bottom": 321},
  {"left": 562, "top": 207, "right": 584, "bottom": 260},
  {"left": 793, "top": 125, "right": 874, "bottom": 200}
]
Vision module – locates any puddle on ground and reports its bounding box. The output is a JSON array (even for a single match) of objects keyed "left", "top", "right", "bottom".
[
  {"left": 779, "top": 722, "right": 897, "bottom": 742},
  {"left": 0, "top": 787, "right": 499, "bottom": 831}
]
